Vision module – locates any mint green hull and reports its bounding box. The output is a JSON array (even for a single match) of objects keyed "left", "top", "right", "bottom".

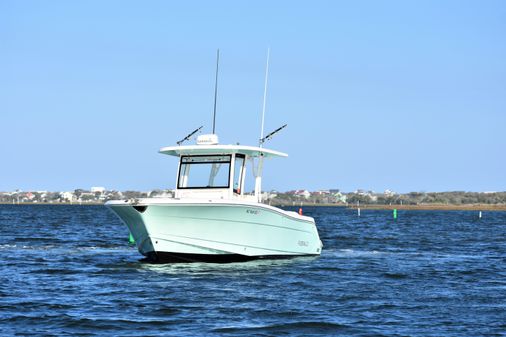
[{"left": 107, "top": 202, "right": 322, "bottom": 260}]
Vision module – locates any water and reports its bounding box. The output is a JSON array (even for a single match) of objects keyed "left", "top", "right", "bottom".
[{"left": 1, "top": 205, "right": 505, "bottom": 336}]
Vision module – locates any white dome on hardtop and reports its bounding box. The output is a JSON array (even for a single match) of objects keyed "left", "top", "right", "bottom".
[{"left": 196, "top": 134, "right": 219, "bottom": 145}]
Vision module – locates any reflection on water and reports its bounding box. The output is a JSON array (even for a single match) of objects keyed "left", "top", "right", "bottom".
[{"left": 139, "top": 255, "right": 318, "bottom": 275}]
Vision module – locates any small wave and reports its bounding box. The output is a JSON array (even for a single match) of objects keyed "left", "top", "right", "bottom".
[
  {"left": 213, "top": 321, "right": 350, "bottom": 333},
  {"left": 61, "top": 316, "right": 177, "bottom": 329},
  {"left": 382, "top": 272, "right": 408, "bottom": 279},
  {"left": 151, "top": 307, "right": 180, "bottom": 316},
  {"left": 76, "top": 246, "right": 132, "bottom": 253},
  {"left": 20, "top": 245, "right": 56, "bottom": 250},
  {"left": 0, "top": 302, "right": 74, "bottom": 311},
  {"left": 29, "top": 268, "right": 81, "bottom": 275},
  {"left": 15, "top": 236, "right": 62, "bottom": 243},
  {"left": 0, "top": 314, "right": 175, "bottom": 330},
  {"left": 325, "top": 249, "right": 384, "bottom": 258},
  {"left": 0, "top": 244, "right": 131, "bottom": 254},
  {"left": 373, "top": 303, "right": 398, "bottom": 310}
]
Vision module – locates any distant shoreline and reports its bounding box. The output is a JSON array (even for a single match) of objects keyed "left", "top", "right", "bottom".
[
  {"left": 274, "top": 203, "right": 506, "bottom": 211},
  {"left": 0, "top": 202, "right": 104, "bottom": 206},
  {"left": 2, "top": 202, "right": 506, "bottom": 211},
  {"left": 348, "top": 204, "right": 506, "bottom": 211}
]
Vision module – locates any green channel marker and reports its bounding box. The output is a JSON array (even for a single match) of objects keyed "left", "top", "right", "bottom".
[
  {"left": 393, "top": 209, "right": 398, "bottom": 219},
  {"left": 129, "top": 232, "right": 135, "bottom": 244}
]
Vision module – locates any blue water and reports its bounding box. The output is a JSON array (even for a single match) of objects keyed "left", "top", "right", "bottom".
[{"left": 1, "top": 205, "right": 505, "bottom": 336}]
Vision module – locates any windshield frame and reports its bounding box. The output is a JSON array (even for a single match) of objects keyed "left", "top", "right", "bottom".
[{"left": 177, "top": 154, "right": 232, "bottom": 189}]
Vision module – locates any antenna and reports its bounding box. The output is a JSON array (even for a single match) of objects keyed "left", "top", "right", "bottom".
[
  {"left": 212, "top": 49, "right": 220, "bottom": 134},
  {"left": 260, "top": 124, "right": 287, "bottom": 145},
  {"left": 259, "top": 48, "right": 270, "bottom": 147},
  {"left": 177, "top": 126, "right": 203, "bottom": 146}
]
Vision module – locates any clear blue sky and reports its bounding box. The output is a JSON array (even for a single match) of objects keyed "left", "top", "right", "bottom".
[{"left": 1, "top": 1, "right": 505, "bottom": 193}]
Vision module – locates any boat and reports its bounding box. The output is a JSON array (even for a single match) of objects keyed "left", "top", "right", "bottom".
[
  {"left": 105, "top": 133, "right": 323, "bottom": 262},
  {"left": 106, "top": 50, "right": 322, "bottom": 262}
]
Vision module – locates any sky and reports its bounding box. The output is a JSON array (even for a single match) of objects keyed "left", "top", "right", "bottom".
[{"left": 1, "top": 0, "right": 505, "bottom": 193}]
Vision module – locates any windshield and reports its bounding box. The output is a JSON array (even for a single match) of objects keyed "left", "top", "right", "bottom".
[{"left": 178, "top": 155, "right": 231, "bottom": 189}]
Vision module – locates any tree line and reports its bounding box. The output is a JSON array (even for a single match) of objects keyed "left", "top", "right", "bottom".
[{"left": 270, "top": 191, "right": 506, "bottom": 205}]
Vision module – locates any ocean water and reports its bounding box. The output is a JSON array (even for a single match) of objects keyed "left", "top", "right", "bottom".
[{"left": 0, "top": 205, "right": 505, "bottom": 336}]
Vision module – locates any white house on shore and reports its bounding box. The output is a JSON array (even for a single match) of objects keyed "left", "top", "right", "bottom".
[
  {"left": 91, "top": 187, "right": 106, "bottom": 194},
  {"left": 292, "top": 190, "right": 311, "bottom": 199},
  {"left": 60, "top": 191, "right": 75, "bottom": 202}
]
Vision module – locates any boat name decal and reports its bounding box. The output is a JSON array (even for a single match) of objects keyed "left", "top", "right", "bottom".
[
  {"left": 246, "top": 209, "right": 259, "bottom": 215},
  {"left": 298, "top": 240, "right": 309, "bottom": 247}
]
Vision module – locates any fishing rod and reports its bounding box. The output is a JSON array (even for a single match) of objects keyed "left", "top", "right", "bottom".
[
  {"left": 259, "top": 124, "right": 287, "bottom": 145},
  {"left": 177, "top": 126, "right": 203, "bottom": 145}
]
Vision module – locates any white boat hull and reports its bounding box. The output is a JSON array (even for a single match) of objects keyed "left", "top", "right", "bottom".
[{"left": 106, "top": 199, "right": 322, "bottom": 262}]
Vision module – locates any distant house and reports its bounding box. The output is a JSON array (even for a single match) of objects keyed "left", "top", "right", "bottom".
[
  {"left": 333, "top": 191, "right": 347, "bottom": 203},
  {"left": 91, "top": 187, "right": 106, "bottom": 194},
  {"left": 60, "top": 191, "right": 75, "bottom": 202},
  {"left": 294, "top": 190, "right": 311, "bottom": 199},
  {"left": 79, "top": 192, "right": 96, "bottom": 202},
  {"left": 313, "top": 190, "right": 330, "bottom": 196},
  {"left": 384, "top": 189, "right": 396, "bottom": 197},
  {"left": 352, "top": 189, "right": 377, "bottom": 202}
]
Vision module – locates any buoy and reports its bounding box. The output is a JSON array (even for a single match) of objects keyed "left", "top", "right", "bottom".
[
  {"left": 298, "top": 208, "right": 303, "bottom": 215},
  {"left": 393, "top": 209, "right": 398, "bottom": 219},
  {"left": 128, "top": 232, "right": 135, "bottom": 244}
]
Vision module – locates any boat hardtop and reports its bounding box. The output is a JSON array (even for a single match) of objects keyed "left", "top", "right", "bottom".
[{"left": 159, "top": 144, "right": 287, "bottom": 158}]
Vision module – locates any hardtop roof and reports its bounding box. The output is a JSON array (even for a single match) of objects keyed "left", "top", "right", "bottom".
[{"left": 159, "top": 144, "right": 288, "bottom": 158}]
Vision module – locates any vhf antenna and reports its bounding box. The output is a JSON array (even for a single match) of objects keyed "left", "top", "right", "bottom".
[
  {"left": 177, "top": 126, "right": 203, "bottom": 145},
  {"left": 259, "top": 48, "right": 270, "bottom": 147},
  {"left": 212, "top": 49, "right": 220, "bottom": 134},
  {"left": 259, "top": 124, "right": 287, "bottom": 145}
]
